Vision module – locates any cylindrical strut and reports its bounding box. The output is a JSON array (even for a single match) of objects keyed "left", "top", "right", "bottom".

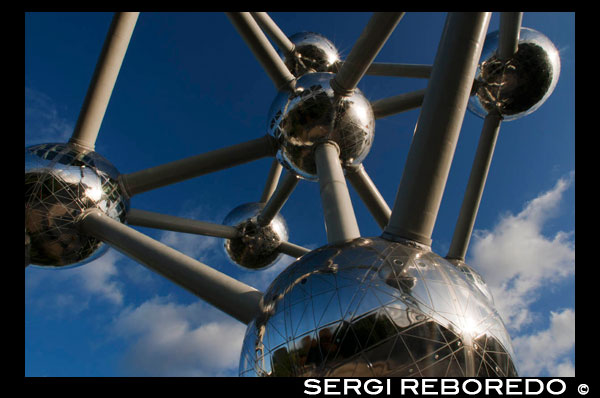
[
  {"left": 314, "top": 142, "right": 361, "bottom": 244},
  {"left": 226, "top": 12, "right": 296, "bottom": 92},
  {"left": 120, "top": 135, "right": 277, "bottom": 197},
  {"left": 384, "top": 12, "right": 491, "bottom": 246},
  {"left": 346, "top": 164, "right": 391, "bottom": 230},
  {"left": 498, "top": 12, "right": 523, "bottom": 61},
  {"left": 69, "top": 12, "right": 139, "bottom": 151},
  {"left": 78, "top": 210, "right": 262, "bottom": 324},
  {"left": 446, "top": 112, "right": 502, "bottom": 261},
  {"left": 330, "top": 12, "right": 404, "bottom": 95}
]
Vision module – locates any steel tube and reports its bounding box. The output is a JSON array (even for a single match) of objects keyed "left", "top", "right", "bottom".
[
  {"left": 226, "top": 12, "right": 296, "bottom": 92},
  {"left": 259, "top": 159, "right": 284, "bottom": 203},
  {"left": 127, "top": 208, "right": 240, "bottom": 239},
  {"left": 446, "top": 112, "right": 502, "bottom": 261},
  {"left": 79, "top": 210, "right": 262, "bottom": 324},
  {"left": 257, "top": 172, "right": 299, "bottom": 227},
  {"left": 314, "top": 142, "right": 361, "bottom": 244},
  {"left": 371, "top": 89, "right": 426, "bottom": 119},
  {"left": 384, "top": 12, "right": 491, "bottom": 246},
  {"left": 69, "top": 12, "right": 139, "bottom": 151},
  {"left": 278, "top": 241, "right": 311, "bottom": 258},
  {"left": 120, "top": 135, "right": 277, "bottom": 197},
  {"left": 331, "top": 12, "right": 404, "bottom": 95},
  {"left": 347, "top": 62, "right": 432, "bottom": 78},
  {"left": 498, "top": 12, "right": 523, "bottom": 61},
  {"left": 346, "top": 164, "right": 391, "bottom": 230},
  {"left": 250, "top": 12, "right": 295, "bottom": 55}
]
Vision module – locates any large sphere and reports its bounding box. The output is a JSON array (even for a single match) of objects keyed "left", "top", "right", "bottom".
[
  {"left": 25, "top": 143, "right": 129, "bottom": 268},
  {"left": 268, "top": 72, "right": 375, "bottom": 181},
  {"left": 239, "top": 237, "right": 517, "bottom": 377},
  {"left": 468, "top": 27, "right": 560, "bottom": 121},
  {"left": 282, "top": 32, "right": 340, "bottom": 77},
  {"left": 223, "top": 202, "right": 289, "bottom": 270}
]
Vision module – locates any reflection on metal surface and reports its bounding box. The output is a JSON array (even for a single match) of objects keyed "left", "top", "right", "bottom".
[
  {"left": 25, "top": 143, "right": 129, "bottom": 267},
  {"left": 223, "top": 202, "right": 289, "bottom": 270},
  {"left": 469, "top": 27, "right": 560, "bottom": 121},
  {"left": 239, "top": 237, "right": 516, "bottom": 377},
  {"left": 282, "top": 32, "right": 340, "bottom": 78},
  {"left": 446, "top": 258, "right": 495, "bottom": 304},
  {"left": 268, "top": 72, "right": 375, "bottom": 181}
]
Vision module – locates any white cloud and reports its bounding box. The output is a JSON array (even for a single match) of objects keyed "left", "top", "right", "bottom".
[
  {"left": 467, "top": 173, "right": 575, "bottom": 377},
  {"left": 511, "top": 308, "right": 575, "bottom": 377},
  {"left": 25, "top": 87, "right": 73, "bottom": 144},
  {"left": 26, "top": 249, "right": 125, "bottom": 312},
  {"left": 75, "top": 250, "right": 124, "bottom": 306},
  {"left": 111, "top": 296, "right": 246, "bottom": 376},
  {"left": 468, "top": 172, "right": 575, "bottom": 330}
]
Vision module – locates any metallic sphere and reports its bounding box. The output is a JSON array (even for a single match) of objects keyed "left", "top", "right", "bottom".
[
  {"left": 239, "top": 237, "right": 516, "bottom": 377},
  {"left": 283, "top": 32, "right": 340, "bottom": 77},
  {"left": 468, "top": 27, "right": 561, "bottom": 121},
  {"left": 223, "top": 202, "right": 289, "bottom": 270},
  {"left": 25, "top": 143, "right": 129, "bottom": 268},
  {"left": 446, "top": 258, "right": 495, "bottom": 305},
  {"left": 268, "top": 72, "right": 375, "bottom": 181}
]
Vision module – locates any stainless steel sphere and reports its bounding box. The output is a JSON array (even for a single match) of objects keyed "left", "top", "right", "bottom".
[
  {"left": 25, "top": 143, "right": 129, "bottom": 268},
  {"left": 223, "top": 202, "right": 289, "bottom": 270},
  {"left": 446, "top": 258, "right": 495, "bottom": 305},
  {"left": 468, "top": 27, "right": 561, "bottom": 121},
  {"left": 268, "top": 72, "right": 375, "bottom": 181},
  {"left": 282, "top": 32, "right": 340, "bottom": 77},
  {"left": 239, "top": 237, "right": 517, "bottom": 377}
]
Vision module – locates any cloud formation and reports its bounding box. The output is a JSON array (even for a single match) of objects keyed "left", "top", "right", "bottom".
[
  {"left": 511, "top": 308, "right": 575, "bottom": 377},
  {"left": 111, "top": 296, "right": 246, "bottom": 376},
  {"left": 26, "top": 249, "right": 125, "bottom": 315},
  {"left": 468, "top": 173, "right": 575, "bottom": 376}
]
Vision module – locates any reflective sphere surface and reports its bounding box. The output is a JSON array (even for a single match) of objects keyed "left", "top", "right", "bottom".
[
  {"left": 469, "top": 27, "right": 560, "bottom": 121},
  {"left": 223, "top": 202, "right": 289, "bottom": 270},
  {"left": 25, "top": 143, "right": 129, "bottom": 267},
  {"left": 239, "top": 237, "right": 516, "bottom": 377},
  {"left": 268, "top": 72, "right": 375, "bottom": 180},
  {"left": 282, "top": 32, "right": 340, "bottom": 77}
]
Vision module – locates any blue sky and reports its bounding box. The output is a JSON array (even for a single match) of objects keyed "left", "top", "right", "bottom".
[{"left": 25, "top": 12, "right": 575, "bottom": 377}]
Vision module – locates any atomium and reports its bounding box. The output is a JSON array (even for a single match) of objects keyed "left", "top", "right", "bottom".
[
  {"left": 239, "top": 237, "right": 516, "bottom": 377},
  {"left": 282, "top": 32, "right": 340, "bottom": 77},
  {"left": 468, "top": 27, "right": 560, "bottom": 121},
  {"left": 25, "top": 12, "right": 569, "bottom": 378},
  {"left": 223, "top": 202, "right": 289, "bottom": 270},
  {"left": 25, "top": 143, "right": 129, "bottom": 267},
  {"left": 268, "top": 72, "right": 375, "bottom": 180}
]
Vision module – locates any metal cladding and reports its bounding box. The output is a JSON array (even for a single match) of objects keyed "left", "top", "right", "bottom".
[
  {"left": 25, "top": 143, "right": 129, "bottom": 267},
  {"left": 268, "top": 72, "right": 375, "bottom": 181},
  {"left": 223, "top": 202, "right": 289, "bottom": 270},
  {"left": 468, "top": 27, "right": 561, "bottom": 121},
  {"left": 239, "top": 237, "right": 516, "bottom": 377},
  {"left": 282, "top": 32, "right": 340, "bottom": 77}
]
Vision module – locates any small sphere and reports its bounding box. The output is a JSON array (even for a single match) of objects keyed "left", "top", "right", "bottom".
[
  {"left": 25, "top": 143, "right": 129, "bottom": 268},
  {"left": 268, "top": 72, "right": 375, "bottom": 181},
  {"left": 239, "top": 237, "right": 516, "bottom": 377},
  {"left": 468, "top": 27, "right": 561, "bottom": 121},
  {"left": 282, "top": 32, "right": 340, "bottom": 77},
  {"left": 223, "top": 202, "right": 289, "bottom": 270}
]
